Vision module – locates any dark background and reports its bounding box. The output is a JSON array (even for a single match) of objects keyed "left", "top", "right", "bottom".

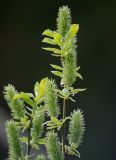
[{"left": 0, "top": 0, "right": 116, "bottom": 160}]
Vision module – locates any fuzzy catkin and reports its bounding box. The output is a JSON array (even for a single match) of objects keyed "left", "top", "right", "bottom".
[
  {"left": 57, "top": 6, "right": 78, "bottom": 86},
  {"left": 62, "top": 38, "right": 77, "bottom": 86},
  {"left": 4, "top": 84, "right": 25, "bottom": 119},
  {"left": 31, "top": 110, "right": 45, "bottom": 140},
  {"left": 6, "top": 121, "right": 23, "bottom": 160},
  {"left": 68, "top": 109, "right": 85, "bottom": 147},
  {"left": 45, "top": 79, "right": 59, "bottom": 117},
  {"left": 46, "top": 131, "right": 64, "bottom": 160},
  {"left": 57, "top": 6, "right": 71, "bottom": 37}
]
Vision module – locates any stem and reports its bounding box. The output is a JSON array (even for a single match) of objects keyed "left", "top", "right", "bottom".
[
  {"left": 27, "top": 106, "right": 34, "bottom": 156},
  {"left": 27, "top": 118, "right": 33, "bottom": 157},
  {"left": 62, "top": 98, "right": 66, "bottom": 155},
  {"left": 27, "top": 102, "right": 36, "bottom": 156},
  {"left": 63, "top": 98, "right": 66, "bottom": 120},
  {"left": 27, "top": 127, "right": 31, "bottom": 156}
]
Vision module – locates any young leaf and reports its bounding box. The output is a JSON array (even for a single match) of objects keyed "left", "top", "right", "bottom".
[
  {"left": 34, "top": 82, "right": 40, "bottom": 97},
  {"left": 51, "top": 117, "right": 62, "bottom": 126},
  {"left": 42, "top": 38, "right": 57, "bottom": 45},
  {"left": 20, "top": 117, "right": 30, "bottom": 131},
  {"left": 53, "top": 31, "right": 62, "bottom": 46},
  {"left": 42, "top": 29, "right": 53, "bottom": 37},
  {"left": 42, "top": 47, "right": 62, "bottom": 54},
  {"left": 36, "top": 77, "right": 48, "bottom": 100},
  {"left": 63, "top": 39, "right": 72, "bottom": 51},
  {"left": 68, "top": 24, "right": 79, "bottom": 38},
  {"left": 65, "top": 145, "right": 80, "bottom": 158},
  {"left": 76, "top": 72, "right": 83, "bottom": 80},
  {"left": 51, "top": 54, "right": 61, "bottom": 57},
  {"left": 19, "top": 137, "right": 28, "bottom": 143},
  {"left": 13, "top": 92, "right": 33, "bottom": 107},
  {"left": 76, "top": 66, "right": 81, "bottom": 71},
  {"left": 73, "top": 88, "right": 86, "bottom": 94},
  {"left": 35, "top": 154, "right": 46, "bottom": 160},
  {"left": 37, "top": 138, "right": 46, "bottom": 145},
  {"left": 69, "top": 87, "right": 86, "bottom": 96},
  {"left": 51, "top": 71, "right": 63, "bottom": 77},
  {"left": 34, "top": 78, "right": 48, "bottom": 105},
  {"left": 50, "top": 64, "right": 63, "bottom": 70}
]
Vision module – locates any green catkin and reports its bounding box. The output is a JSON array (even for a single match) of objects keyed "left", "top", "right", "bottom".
[
  {"left": 56, "top": 6, "right": 78, "bottom": 86},
  {"left": 62, "top": 38, "right": 78, "bottom": 86},
  {"left": 46, "top": 132, "right": 64, "bottom": 160},
  {"left": 31, "top": 110, "right": 45, "bottom": 140},
  {"left": 4, "top": 84, "right": 25, "bottom": 119},
  {"left": 68, "top": 109, "right": 85, "bottom": 147},
  {"left": 35, "top": 154, "right": 46, "bottom": 160},
  {"left": 57, "top": 6, "right": 71, "bottom": 37},
  {"left": 6, "top": 121, "right": 23, "bottom": 160},
  {"left": 45, "top": 79, "right": 59, "bottom": 117}
]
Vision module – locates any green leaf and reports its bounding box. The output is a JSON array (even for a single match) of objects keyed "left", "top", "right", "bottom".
[
  {"left": 70, "top": 150, "right": 80, "bottom": 157},
  {"left": 13, "top": 92, "right": 33, "bottom": 106},
  {"left": 64, "top": 145, "right": 80, "bottom": 158},
  {"left": 37, "top": 138, "right": 46, "bottom": 145},
  {"left": 50, "top": 64, "right": 63, "bottom": 70},
  {"left": 51, "top": 117, "right": 62, "bottom": 127},
  {"left": 20, "top": 117, "right": 30, "bottom": 130},
  {"left": 42, "top": 47, "right": 62, "bottom": 54},
  {"left": 20, "top": 117, "right": 28, "bottom": 125},
  {"left": 63, "top": 39, "right": 72, "bottom": 51},
  {"left": 73, "top": 88, "right": 87, "bottom": 93},
  {"left": 35, "top": 77, "right": 48, "bottom": 101},
  {"left": 30, "top": 141, "right": 39, "bottom": 149},
  {"left": 42, "top": 29, "right": 53, "bottom": 37},
  {"left": 51, "top": 54, "right": 61, "bottom": 57},
  {"left": 76, "top": 72, "right": 83, "bottom": 80},
  {"left": 69, "top": 97, "right": 76, "bottom": 102},
  {"left": 34, "top": 82, "right": 39, "bottom": 97},
  {"left": 68, "top": 24, "right": 79, "bottom": 38},
  {"left": 51, "top": 71, "right": 63, "bottom": 77},
  {"left": 19, "top": 137, "right": 28, "bottom": 143},
  {"left": 53, "top": 31, "right": 62, "bottom": 46},
  {"left": 60, "top": 78, "right": 64, "bottom": 85},
  {"left": 35, "top": 154, "right": 46, "bottom": 160},
  {"left": 42, "top": 38, "right": 56, "bottom": 45},
  {"left": 44, "top": 117, "right": 62, "bottom": 130},
  {"left": 76, "top": 66, "right": 81, "bottom": 71},
  {"left": 69, "top": 87, "right": 86, "bottom": 95}
]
